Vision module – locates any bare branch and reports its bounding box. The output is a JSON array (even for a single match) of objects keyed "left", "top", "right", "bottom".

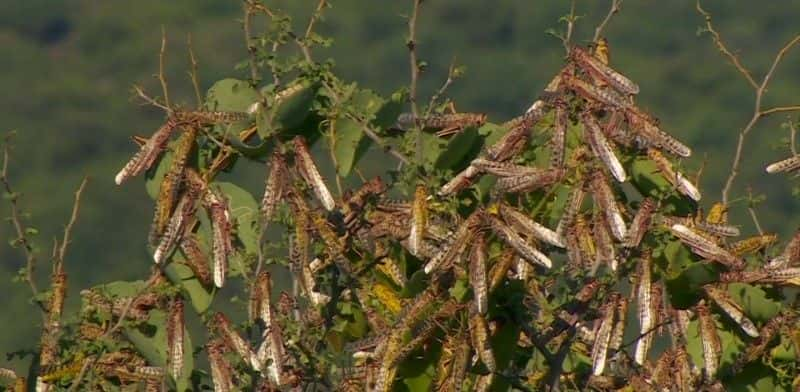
[
  {"left": 593, "top": 0, "right": 622, "bottom": 42},
  {"left": 158, "top": 27, "right": 171, "bottom": 108},
  {"left": 57, "top": 177, "right": 89, "bottom": 267},
  {"left": 718, "top": 34, "right": 800, "bottom": 204},
  {"left": 305, "top": 0, "right": 328, "bottom": 42},
  {"left": 187, "top": 33, "right": 203, "bottom": 107},
  {"left": 696, "top": 1, "right": 758, "bottom": 89},
  {"left": 759, "top": 35, "right": 800, "bottom": 94},
  {"left": 562, "top": 0, "right": 578, "bottom": 54},
  {"left": 746, "top": 187, "right": 765, "bottom": 235},
  {"left": 425, "top": 60, "right": 458, "bottom": 117},
  {"left": 760, "top": 105, "right": 800, "bottom": 117},
  {"left": 789, "top": 118, "right": 798, "bottom": 156},
  {"left": 132, "top": 85, "right": 171, "bottom": 112}
]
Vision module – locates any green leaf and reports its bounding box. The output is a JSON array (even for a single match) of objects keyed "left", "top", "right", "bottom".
[
  {"left": 145, "top": 149, "right": 173, "bottom": 200},
  {"left": 449, "top": 277, "right": 470, "bottom": 302},
  {"left": 373, "top": 95, "right": 404, "bottom": 129},
  {"left": 124, "top": 309, "right": 194, "bottom": 392},
  {"left": 420, "top": 131, "right": 448, "bottom": 171},
  {"left": 164, "top": 262, "right": 213, "bottom": 314},
  {"left": 770, "top": 334, "right": 796, "bottom": 361},
  {"left": 629, "top": 156, "right": 671, "bottom": 198},
  {"left": 333, "top": 116, "right": 370, "bottom": 176},
  {"left": 205, "top": 78, "right": 259, "bottom": 113},
  {"left": 350, "top": 88, "right": 385, "bottom": 116},
  {"left": 726, "top": 283, "right": 781, "bottom": 322},
  {"left": 213, "top": 182, "right": 260, "bottom": 254},
  {"left": 478, "top": 122, "right": 508, "bottom": 148},
  {"left": 398, "top": 339, "right": 439, "bottom": 392},
  {"left": 628, "top": 156, "right": 697, "bottom": 214},
  {"left": 95, "top": 280, "right": 147, "bottom": 298},
  {"left": 257, "top": 82, "right": 316, "bottom": 137},
  {"left": 226, "top": 132, "right": 275, "bottom": 158},
  {"left": 434, "top": 127, "right": 484, "bottom": 171},
  {"left": 401, "top": 270, "right": 429, "bottom": 298},
  {"left": 723, "top": 362, "right": 784, "bottom": 392},
  {"left": 685, "top": 316, "right": 745, "bottom": 378}
]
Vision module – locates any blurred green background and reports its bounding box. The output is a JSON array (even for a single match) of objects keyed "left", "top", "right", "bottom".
[{"left": 2, "top": 0, "right": 800, "bottom": 374}]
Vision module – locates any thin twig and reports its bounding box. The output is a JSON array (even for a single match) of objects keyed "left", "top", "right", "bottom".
[
  {"left": 424, "top": 60, "right": 458, "bottom": 117},
  {"left": 326, "top": 120, "right": 344, "bottom": 198},
  {"left": 132, "top": 85, "right": 171, "bottom": 112},
  {"left": 305, "top": 0, "right": 328, "bottom": 42},
  {"left": 293, "top": 0, "right": 328, "bottom": 63},
  {"left": 760, "top": 105, "right": 800, "bottom": 117},
  {"left": 593, "top": 0, "right": 622, "bottom": 42},
  {"left": 242, "top": 2, "right": 260, "bottom": 85},
  {"left": 746, "top": 187, "right": 765, "bottom": 235},
  {"left": 1, "top": 136, "right": 43, "bottom": 313},
  {"left": 717, "top": 33, "right": 800, "bottom": 204},
  {"left": 789, "top": 118, "right": 798, "bottom": 156},
  {"left": 57, "top": 177, "right": 89, "bottom": 266},
  {"left": 696, "top": 1, "right": 758, "bottom": 89},
  {"left": 562, "top": 0, "right": 577, "bottom": 54},
  {"left": 187, "top": 34, "right": 203, "bottom": 107},
  {"left": 158, "top": 27, "right": 170, "bottom": 108},
  {"left": 406, "top": 0, "right": 424, "bottom": 166}
]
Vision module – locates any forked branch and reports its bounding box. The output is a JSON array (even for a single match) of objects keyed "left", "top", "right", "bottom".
[{"left": 698, "top": 1, "right": 800, "bottom": 204}]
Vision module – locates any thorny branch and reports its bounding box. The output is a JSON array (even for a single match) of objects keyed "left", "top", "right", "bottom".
[
  {"left": 698, "top": 1, "right": 800, "bottom": 204},
  {"left": 593, "top": 0, "right": 622, "bottom": 42},
  {"left": 696, "top": 2, "right": 758, "bottom": 89},
  {"left": 242, "top": 1, "right": 259, "bottom": 85},
  {"left": 187, "top": 34, "right": 203, "bottom": 107},
  {"left": 407, "top": 0, "right": 423, "bottom": 165},
  {"left": 1, "top": 134, "right": 44, "bottom": 314}
]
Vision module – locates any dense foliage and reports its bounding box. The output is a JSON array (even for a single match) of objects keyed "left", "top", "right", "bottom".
[{"left": 3, "top": 1, "right": 800, "bottom": 391}]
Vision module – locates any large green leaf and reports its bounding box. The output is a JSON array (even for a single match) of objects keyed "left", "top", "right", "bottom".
[
  {"left": 124, "top": 309, "right": 194, "bottom": 392},
  {"left": 420, "top": 131, "right": 448, "bottom": 171},
  {"left": 145, "top": 149, "right": 173, "bottom": 200},
  {"left": 685, "top": 316, "right": 746, "bottom": 378},
  {"left": 373, "top": 95, "right": 405, "bottom": 129},
  {"left": 333, "top": 116, "right": 370, "bottom": 176},
  {"left": 205, "top": 78, "right": 259, "bottom": 113},
  {"left": 435, "top": 127, "right": 484, "bottom": 171},
  {"left": 724, "top": 363, "right": 784, "bottom": 392},
  {"left": 94, "top": 280, "right": 147, "bottom": 298},
  {"left": 257, "top": 82, "right": 316, "bottom": 137},
  {"left": 726, "top": 283, "right": 781, "bottom": 322},
  {"left": 628, "top": 156, "right": 697, "bottom": 214},
  {"left": 397, "top": 338, "right": 439, "bottom": 392},
  {"left": 478, "top": 122, "right": 508, "bottom": 148},
  {"left": 213, "top": 182, "right": 259, "bottom": 254},
  {"left": 164, "top": 261, "right": 213, "bottom": 314}
]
